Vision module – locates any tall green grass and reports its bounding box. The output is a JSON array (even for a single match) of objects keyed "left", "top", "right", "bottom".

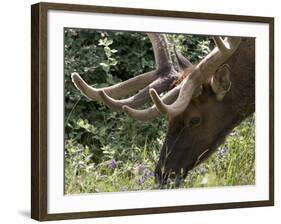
[{"left": 65, "top": 115, "right": 255, "bottom": 194}]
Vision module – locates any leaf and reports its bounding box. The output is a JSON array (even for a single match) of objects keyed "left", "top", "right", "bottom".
[
  {"left": 109, "top": 59, "right": 117, "bottom": 66},
  {"left": 99, "top": 62, "right": 109, "bottom": 68},
  {"left": 77, "top": 119, "right": 84, "bottom": 127},
  {"left": 105, "top": 39, "right": 113, "bottom": 46},
  {"left": 98, "top": 39, "right": 105, "bottom": 46},
  {"left": 104, "top": 47, "right": 112, "bottom": 58},
  {"left": 100, "top": 62, "right": 110, "bottom": 73}
]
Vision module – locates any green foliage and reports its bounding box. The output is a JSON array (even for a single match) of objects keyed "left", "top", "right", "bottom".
[
  {"left": 168, "top": 34, "right": 213, "bottom": 63},
  {"left": 65, "top": 115, "right": 255, "bottom": 193},
  {"left": 64, "top": 29, "right": 255, "bottom": 194}
]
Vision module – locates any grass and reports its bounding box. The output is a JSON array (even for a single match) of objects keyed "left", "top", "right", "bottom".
[{"left": 65, "top": 115, "right": 255, "bottom": 194}]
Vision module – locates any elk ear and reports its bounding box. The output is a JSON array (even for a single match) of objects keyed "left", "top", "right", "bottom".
[{"left": 211, "top": 64, "right": 231, "bottom": 101}]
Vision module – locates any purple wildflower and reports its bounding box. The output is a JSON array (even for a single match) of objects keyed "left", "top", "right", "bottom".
[
  {"left": 155, "top": 183, "right": 161, "bottom": 189},
  {"left": 138, "top": 178, "right": 142, "bottom": 185},
  {"left": 138, "top": 177, "right": 144, "bottom": 186},
  {"left": 110, "top": 159, "right": 117, "bottom": 169},
  {"left": 143, "top": 172, "right": 149, "bottom": 180}
]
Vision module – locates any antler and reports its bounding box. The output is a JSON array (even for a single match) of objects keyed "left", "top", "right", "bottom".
[
  {"left": 72, "top": 33, "right": 178, "bottom": 112},
  {"left": 124, "top": 36, "right": 241, "bottom": 120},
  {"left": 72, "top": 34, "right": 241, "bottom": 121},
  {"left": 123, "top": 84, "right": 182, "bottom": 120}
]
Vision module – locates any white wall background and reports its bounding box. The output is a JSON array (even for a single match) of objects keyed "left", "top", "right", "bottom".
[{"left": 0, "top": 0, "right": 279, "bottom": 223}]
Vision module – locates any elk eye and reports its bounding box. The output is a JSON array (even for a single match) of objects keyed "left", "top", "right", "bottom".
[{"left": 190, "top": 117, "right": 201, "bottom": 127}]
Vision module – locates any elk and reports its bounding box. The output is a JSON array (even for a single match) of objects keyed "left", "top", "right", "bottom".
[{"left": 71, "top": 33, "right": 255, "bottom": 182}]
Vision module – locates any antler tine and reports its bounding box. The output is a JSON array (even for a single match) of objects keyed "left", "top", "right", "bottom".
[
  {"left": 174, "top": 46, "right": 193, "bottom": 70},
  {"left": 122, "top": 84, "right": 181, "bottom": 120},
  {"left": 213, "top": 36, "right": 228, "bottom": 53},
  {"left": 148, "top": 33, "right": 173, "bottom": 70},
  {"left": 97, "top": 74, "right": 177, "bottom": 110},
  {"left": 71, "top": 70, "right": 156, "bottom": 101},
  {"left": 148, "top": 36, "right": 241, "bottom": 118},
  {"left": 122, "top": 105, "right": 161, "bottom": 121},
  {"left": 149, "top": 74, "right": 199, "bottom": 115}
]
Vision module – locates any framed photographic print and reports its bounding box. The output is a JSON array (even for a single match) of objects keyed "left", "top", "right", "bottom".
[{"left": 31, "top": 2, "right": 274, "bottom": 221}]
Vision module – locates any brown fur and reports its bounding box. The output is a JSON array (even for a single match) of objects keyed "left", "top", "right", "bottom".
[{"left": 155, "top": 37, "right": 255, "bottom": 181}]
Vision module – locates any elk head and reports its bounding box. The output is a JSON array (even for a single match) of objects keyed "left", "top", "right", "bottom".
[{"left": 71, "top": 33, "right": 255, "bottom": 183}]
